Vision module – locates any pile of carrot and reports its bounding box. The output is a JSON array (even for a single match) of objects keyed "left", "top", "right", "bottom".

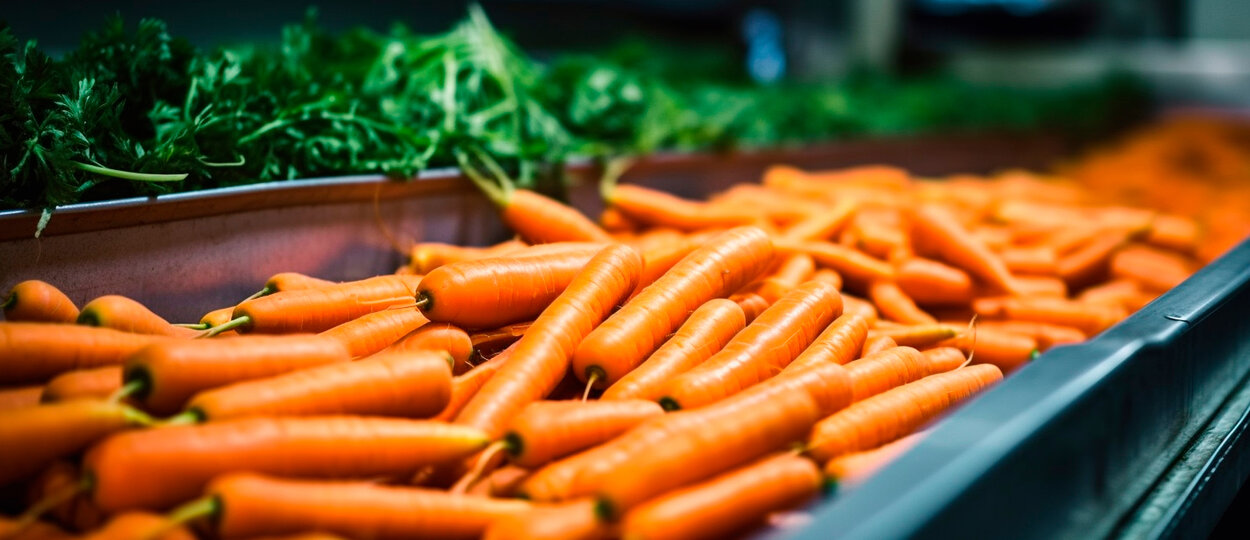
[{"left": 1, "top": 117, "right": 1246, "bottom": 540}]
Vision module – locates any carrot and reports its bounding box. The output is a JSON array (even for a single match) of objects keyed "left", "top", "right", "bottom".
[
  {"left": 319, "top": 306, "right": 429, "bottom": 358},
  {"left": 0, "top": 323, "right": 164, "bottom": 385},
  {"left": 1146, "top": 214, "right": 1199, "bottom": 253},
  {"left": 466, "top": 464, "right": 531, "bottom": 498},
  {"left": 198, "top": 306, "right": 236, "bottom": 329},
  {"left": 607, "top": 184, "right": 760, "bottom": 231},
  {"left": 218, "top": 275, "right": 422, "bottom": 335},
  {"left": 844, "top": 347, "right": 931, "bottom": 401},
  {"left": 632, "top": 237, "right": 699, "bottom": 297},
  {"left": 415, "top": 248, "right": 600, "bottom": 329},
  {"left": 0, "top": 400, "right": 152, "bottom": 485},
  {"left": 806, "top": 364, "right": 1002, "bottom": 462},
  {"left": 922, "top": 347, "right": 967, "bottom": 373},
  {"left": 658, "top": 280, "right": 842, "bottom": 410},
  {"left": 183, "top": 350, "right": 453, "bottom": 422},
  {"left": 867, "top": 324, "right": 958, "bottom": 349},
  {"left": 1055, "top": 229, "right": 1134, "bottom": 287},
  {"left": 895, "top": 258, "right": 974, "bottom": 306},
  {"left": 387, "top": 323, "right": 476, "bottom": 375},
  {"left": 1011, "top": 275, "right": 1069, "bottom": 297},
  {"left": 434, "top": 344, "right": 515, "bottom": 422},
  {"left": 483, "top": 499, "right": 609, "bottom": 540},
  {"left": 76, "top": 296, "right": 199, "bottom": 338},
  {"left": 940, "top": 329, "right": 1037, "bottom": 373},
  {"left": 123, "top": 335, "right": 351, "bottom": 416},
  {"left": 774, "top": 239, "right": 895, "bottom": 285},
  {"left": 868, "top": 281, "right": 936, "bottom": 325},
  {"left": 1110, "top": 244, "right": 1194, "bottom": 292},
  {"left": 861, "top": 334, "right": 896, "bottom": 357},
  {"left": 520, "top": 362, "right": 849, "bottom": 503},
  {"left": 455, "top": 245, "right": 642, "bottom": 438},
  {"left": 783, "top": 313, "right": 871, "bottom": 374},
  {"left": 850, "top": 207, "right": 909, "bottom": 260},
  {"left": 253, "top": 272, "right": 337, "bottom": 299},
  {"left": 25, "top": 460, "right": 106, "bottom": 533},
  {"left": 997, "top": 246, "right": 1058, "bottom": 275},
  {"left": 781, "top": 200, "right": 857, "bottom": 242},
  {"left": 0, "top": 518, "right": 73, "bottom": 539},
  {"left": 0, "top": 384, "right": 42, "bottom": 411},
  {"left": 911, "top": 205, "right": 1018, "bottom": 294},
  {"left": 824, "top": 431, "right": 926, "bottom": 491},
  {"left": 459, "top": 154, "right": 613, "bottom": 243},
  {"left": 83, "top": 416, "right": 490, "bottom": 512},
  {"left": 620, "top": 453, "right": 822, "bottom": 540},
  {"left": 81, "top": 512, "right": 195, "bottom": 540},
  {"left": 730, "top": 292, "right": 771, "bottom": 324},
  {"left": 752, "top": 253, "right": 816, "bottom": 303},
  {"left": 997, "top": 297, "right": 1125, "bottom": 335},
  {"left": 810, "top": 268, "right": 843, "bottom": 290},
  {"left": 1077, "top": 279, "right": 1145, "bottom": 310},
  {"left": 184, "top": 472, "right": 531, "bottom": 540},
  {"left": 572, "top": 227, "right": 773, "bottom": 390},
  {"left": 976, "top": 321, "right": 1086, "bottom": 351},
  {"left": 602, "top": 299, "right": 745, "bottom": 402},
  {"left": 601, "top": 205, "right": 640, "bottom": 233},
  {"left": 41, "top": 366, "right": 122, "bottom": 403},
  {"left": 593, "top": 362, "right": 851, "bottom": 518},
  {"left": 3, "top": 280, "right": 79, "bottom": 323},
  {"left": 504, "top": 400, "right": 664, "bottom": 468},
  {"left": 840, "top": 294, "right": 879, "bottom": 325},
  {"left": 408, "top": 241, "right": 526, "bottom": 274}
]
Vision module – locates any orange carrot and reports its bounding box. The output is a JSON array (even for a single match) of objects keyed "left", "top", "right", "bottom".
[
  {"left": 198, "top": 307, "right": 235, "bottom": 329},
  {"left": 976, "top": 321, "right": 1086, "bottom": 351},
  {"left": 1146, "top": 214, "right": 1199, "bottom": 253},
  {"left": 415, "top": 248, "right": 600, "bottom": 329},
  {"left": 183, "top": 350, "right": 453, "bottom": 422},
  {"left": 466, "top": 464, "right": 532, "bottom": 498},
  {"left": 861, "top": 334, "right": 896, "bottom": 357},
  {"left": 620, "top": 453, "right": 822, "bottom": 540},
  {"left": 866, "top": 324, "right": 958, "bottom": 349},
  {"left": 1055, "top": 229, "right": 1134, "bottom": 287},
  {"left": 41, "top": 366, "right": 122, "bottom": 403},
  {"left": 851, "top": 207, "right": 909, "bottom": 260},
  {"left": 753, "top": 253, "right": 816, "bottom": 303},
  {"left": 1110, "top": 244, "right": 1194, "bottom": 292},
  {"left": 608, "top": 184, "right": 760, "bottom": 231},
  {"left": 455, "top": 245, "right": 642, "bottom": 438},
  {"left": 76, "top": 296, "right": 198, "bottom": 338},
  {"left": 911, "top": 205, "right": 1018, "bottom": 293},
  {"left": 25, "top": 460, "right": 106, "bottom": 533},
  {"left": 998, "top": 297, "right": 1125, "bottom": 335},
  {"left": 408, "top": 241, "right": 526, "bottom": 274},
  {"left": 84, "top": 417, "right": 490, "bottom": 512},
  {"left": 123, "top": 335, "right": 351, "bottom": 416},
  {"left": 572, "top": 227, "right": 773, "bottom": 390},
  {"left": 940, "top": 329, "right": 1038, "bottom": 373},
  {"left": 783, "top": 313, "right": 871, "bottom": 373},
  {"left": 781, "top": 200, "right": 857, "bottom": 241},
  {"left": 632, "top": 237, "right": 699, "bottom": 297},
  {"left": 922, "top": 347, "right": 967, "bottom": 373},
  {"left": 319, "top": 306, "right": 429, "bottom": 358},
  {"left": 997, "top": 246, "right": 1058, "bottom": 275},
  {"left": 256, "top": 272, "right": 337, "bottom": 298},
  {"left": 223, "top": 275, "right": 422, "bottom": 335},
  {"left": 659, "top": 280, "right": 842, "bottom": 410},
  {"left": 810, "top": 268, "right": 844, "bottom": 290},
  {"left": 844, "top": 347, "right": 930, "bottom": 401},
  {"left": 503, "top": 400, "right": 664, "bottom": 468},
  {"left": 1011, "top": 275, "right": 1069, "bottom": 297},
  {"left": 868, "top": 281, "right": 936, "bottom": 325},
  {"left": 0, "top": 384, "right": 42, "bottom": 411},
  {"left": 81, "top": 512, "right": 195, "bottom": 540},
  {"left": 895, "top": 258, "right": 974, "bottom": 306},
  {"left": 806, "top": 364, "right": 1002, "bottom": 462},
  {"left": 601, "top": 206, "right": 640, "bottom": 233},
  {"left": 824, "top": 431, "right": 926, "bottom": 491},
  {"left": 0, "top": 323, "right": 164, "bottom": 385},
  {"left": 483, "top": 499, "right": 609, "bottom": 540},
  {"left": 193, "top": 473, "right": 531, "bottom": 540},
  {"left": 0, "top": 400, "right": 152, "bottom": 485},
  {"left": 388, "top": 323, "right": 476, "bottom": 375},
  {"left": 774, "top": 239, "right": 895, "bottom": 285},
  {"left": 434, "top": 344, "right": 515, "bottom": 422},
  {"left": 458, "top": 158, "right": 612, "bottom": 244},
  {"left": 602, "top": 299, "right": 745, "bottom": 402},
  {"left": 1077, "top": 279, "right": 1146, "bottom": 310},
  {"left": 841, "top": 294, "right": 879, "bottom": 325},
  {"left": 731, "top": 292, "right": 772, "bottom": 324},
  {"left": 3, "top": 280, "right": 79, "bottom": 323}
]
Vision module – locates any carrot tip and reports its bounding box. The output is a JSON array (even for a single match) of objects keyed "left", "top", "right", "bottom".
[{"left": 75, "top": 310, "right": 102, "bottom": 327}]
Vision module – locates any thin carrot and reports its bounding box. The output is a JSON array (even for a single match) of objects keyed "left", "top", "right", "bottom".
[
  {"left": 455, "top": 245, "right": 642, "bottom": 438},
  {"left": 783, "top": 313, "right": 871, "bottom": 374},
  {"left": 81, "top": 512, "right": 195, "bottom": 540},
  {"left": 844, "top": 347, "right": 931, "bottom": 401},
  {"left": 867, "top": 324, "right": 958, "bottom": 349},
  {"left": 41, "top": 366, "right": 122, "bottom": 403},
  {"left": 825, "top": 431, "right": 926, "bottom": 492},
  {"left": 0, "top": 400, "right": 152, "bottom": 485},
  {"left": 632, "top": 237, "right": 699, "bottom": 297},
  {"left": 3, "top": 280, "right": 79, "bottom": 323},
  {"left": 84, "top": 416, "right": 490, "bottom": 512},
  {"left": 868, "top": 281, "right": 936, "bottom": 325},
  {"left": 503, "top": 400, "right": 664, "bottom": 468},
  {"left": 921, "top": 347, "right": 967, "bottom": 374},
  {"left": 213, "top": 274, "right": 422, "bottom": 335},
  {"left": 0, "top": 384, "right": 42, "bottom": 411},
  {"left": 319, "top": 305, "right": 428, "bottom": 358},
  {"left": 458, "top": 152, "right": 613, "bottom": 244},
  {"left": 253, "top": 272, "right": 337, "bottom": 299},
  {"left": 415, "top": 247, "right": 600, "bottom": 329},
  {"left": 198, "top": 307, "right": 236, "bottom": 329},
  {"left": 607, "top": 184, "right": 760, "bottom": 231},
  {"left": 0, "top": 323, "right": 164, "bottom": 385},
  {"left": 780, "top": 200, "right": 857, "bottom": 241},
  {"left": 572, "top": 227, "right": 774, "bottom": 391},
  {"left": 620, "top": 453, "right": 822, "bottom": 540},
  {"left": 483, "top": 499, "right": 609, "bottom": 540},
  {"left": 911, "top": 205, "right": 1018, "bottom": 294},
  {"left": 434, "top": 343, "right": 515, "bottom": 422},
  {"left": 122, "top": 335, "right": 351, "bottom": 416},
  {"left": 773, "top": 239, "right": 895, "bottom": 285},
  {"left": 408, "top": 240, "right": 526, "bottom": 274},
  {"left": 601, "top": 205, "right": 640, "bottom": 233},
  {"left": 976, "top": 321, "right": 1086, "bottom": 351},
  {"left": 940, "top": 329, "right": 1038, "bottom": 373},
  {"left": 76, "top": 296, "right": 198, "bottom": 338},
  {"left": 806, "top": 364, "right": 1003, "bottom": 462},
  {"left": 184, "top": 472, "right": 531, "bottom": 540},
  {"left": 998, "top": 297, "right": 1125, "bottom": 335},
  {"left": 658, "top": 280, "right": 842, "bottom": 411},
  {"left": 387, "top": 322, "right": 476, "bottom": 375},
  {"left": 861, "top": 334, "right": 896, "bottom": 357},
  {"left": 895, "top": 258, "right": 974, "bottom": 306},
  {"left": 602, "top": 299, "right": 745, "bottom": 402},
  {"left": 182, "top": 350, "right": 453, "bottom": 422}
]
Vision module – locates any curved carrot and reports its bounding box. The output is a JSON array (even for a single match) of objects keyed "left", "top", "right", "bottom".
[
  {"left": 608, "top": 184, "right": 760, "bottom": 231},
  {"left": 123, "top": 335, "right": 351, "bottom": 416},
  {"left": 0, "top": 323, "right": 164, "bottom": 385},
  {"left": 572, "top": 227, "right": 773, "bottom": 390},
  {"left": 659, "top": 280, "right": 842, "bottom": 410},
  {"left": 319, "top": 305, "right": 428, "bottom": 358},
  {"left": 434, "top": 343, "right": 515, "bottom": 422},
  {"left": 224, "top": 275, "right": 422, "bottom": 335},
  {"left": 783, "top": 313, "right": 871, "bottom": 374},
  {"left": 76, "top": 296, "right": 198, "bottom": 338},
  {"left": 3, "top": 280, "right": 79, "bottom": 323},
  {"left": 408, "top": 240, "right": 525, "bottom": 274},
  {"left": 844, "top": 347, "right": 931, "bottom": 401},
  {"left": 912, "top": 205, "right": 1018, "bottom": 294},
  {"left": 774, "top": 239, "right": 895, "bottom": 285},
  {"left": 620, "top": 453, "right": 822, "bottom": 540},
  {"left": 807, "top": 364, "right": 1002, "bottom": 462},
  {"left": 415, "top": 248, "right": 600, "bottom": 329},
  {"left": 84, "top": 416, "right": 490, "bottom": 512},
  {"left": 41, "top": 366, "right": 122, "bottom": 403},
  {"left": 868, "top": 281, "right": 936, "bottom": 325},
  {"left": 825, "top": 431, "right": 926, "bottom": 491},
  {"left": 503, "top": 400, "right": 664, "bottom": 468},
  {"left": 184, "top": 350, "right": 453, "bottom": 422},
  {"left": 602, "top": 299, "right": 745, "bottom": 402},
  {"left": 388, "top": 323, "right": 476, "bottom": 375},
  {"left": 895, "top": 258, "right": 974, "bottom": 306},
  {"left": 455, "top": 245, "right": 642, "bottom": 438},
  {"left": 0, "top": 384, "right": 42, "bottom": 411},
  {"left": 861, "top": 334, "right": 896, "bottom": 357},
  {"left": 81, "top": 512, "right": 195, "bottom": 540},
  {"left": 0, "top": 400, "right": 152, "bottom": 485},
  {"left": 867, "top": 324, "right": 958, "bottom": 349},
  {"left": 483, "top": 499, "right": 608, "bottom": 540},
  {"left": 193, "top": 473, "right": 531, "bottom": 540}
]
